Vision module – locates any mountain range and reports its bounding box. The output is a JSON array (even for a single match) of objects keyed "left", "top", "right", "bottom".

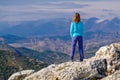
[
  {"left": 0, "top": 17, "right": 119, "bottom": 61},
  {"left": 0, "top": 17, "right": 120, "bottom": 37},
  {"left": 84, "top": 17, "right": 120, "bottom": 33}
]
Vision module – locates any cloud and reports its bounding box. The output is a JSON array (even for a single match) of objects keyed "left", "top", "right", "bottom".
[
  {"left": 0, "top": 0, "right": 120, "bottom": 22},
  {"left": 0, "top": 1, "right": 89, "bottom": 22},
  {"left": 102, "top": 9, "right": 115, "bottom": 12}
]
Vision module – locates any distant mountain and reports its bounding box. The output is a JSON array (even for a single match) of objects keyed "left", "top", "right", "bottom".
[
  {"left": 0, "top": 44, "right": 48, "bottom": 80},
  {"left": 0, "top": 17, "right": 120, "bottom": 37},
  {"left": 0, "top": 34, "right": 26, "bottom": 43},
  {"left": 84, "top": 17, "right": 120, "bottom": 32},
  {"left": 0, "top": 18, "right": 70, "bottom": 36}
]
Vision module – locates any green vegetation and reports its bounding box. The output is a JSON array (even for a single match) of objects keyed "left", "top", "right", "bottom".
[
  {"left": 17, "top": 47, "right": 69, "bottom": 64},
  {"left": 0, "top": 50, "right": 48, "bottom": 80},
  {"left": 0, "top": 50, "right": 19, "bottom": 80}
]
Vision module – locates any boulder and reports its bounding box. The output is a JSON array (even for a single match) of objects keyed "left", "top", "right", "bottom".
[{"left": 95, "top": 43, "right": 120, "bottom": 75}]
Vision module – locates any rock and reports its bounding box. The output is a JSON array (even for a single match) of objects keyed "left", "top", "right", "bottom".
[
  {"left": 8, "top": 42, "right": 120, "bottom": 80},
  {"left": 95, "top": 43, "right": 120, "bottom": 75},
  {"left": 8, "top": 70, "right": 35, "bottom": 80},
  {"left": 24, "top": 58, "right": 109, "bottom": 80},
  {"left": 91, "top": 59, "right": 107, "bottom": 76},
  {"left": 24, "top": 62, "right": 87, "bottom": 80},
  {"left": 101, "top": 70, "right": 120, "bottom": 80}
]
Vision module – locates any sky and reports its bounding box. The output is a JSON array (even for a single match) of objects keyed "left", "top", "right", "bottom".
[{"left": 0, "top": 0, "right": 120, "bottom": 22}]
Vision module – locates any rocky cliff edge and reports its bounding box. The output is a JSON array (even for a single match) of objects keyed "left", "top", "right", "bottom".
[{"left": 8, "top": 42, "right": 120, "bottom": 80}]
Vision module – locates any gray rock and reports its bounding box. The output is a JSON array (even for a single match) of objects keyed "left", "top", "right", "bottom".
[
  {"left": 91, "top": 59, "right": 107, "bottom": 76},
  {"left": 95, "top": 43, "right": 120, "bottom": 75}
]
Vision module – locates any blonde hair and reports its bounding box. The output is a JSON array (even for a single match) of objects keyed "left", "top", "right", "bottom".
[{"left": 72, "top": 12, "right": 80, "bottom": 23}]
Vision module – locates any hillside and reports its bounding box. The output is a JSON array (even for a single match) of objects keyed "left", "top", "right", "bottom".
[
  {"left": 16, "top": 47, "right": 69, "bottom": 64},
  {"left": 0, "top": 44, "right": 48, "bottom": 80},
  {"left": 0, "top": 43, "right": 70, "bottom": 79}
]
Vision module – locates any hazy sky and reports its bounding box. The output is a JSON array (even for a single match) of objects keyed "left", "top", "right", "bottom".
[{"left": 0, "top": 0, "right": 120, "bottom": 22}]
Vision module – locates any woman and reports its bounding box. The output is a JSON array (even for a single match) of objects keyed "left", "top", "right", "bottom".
[{"left": 70, "top": 12, "right": 84, "bottom": 61}]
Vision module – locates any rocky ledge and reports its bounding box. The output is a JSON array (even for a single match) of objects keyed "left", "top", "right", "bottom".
[{"left": 8, "top": 43, "right": 120, "bottom": 80}]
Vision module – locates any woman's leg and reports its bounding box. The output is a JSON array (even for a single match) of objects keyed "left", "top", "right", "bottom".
[
  {"left": 70, "top": 37, "right": 77, "bottom": 61},
  {"left": 78, "top": 36, "right": 84, "bottom": 61}
]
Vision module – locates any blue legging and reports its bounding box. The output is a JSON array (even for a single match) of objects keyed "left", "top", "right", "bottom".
[{"left": 70, "top": 36, "right": 84, "bottom": 61}]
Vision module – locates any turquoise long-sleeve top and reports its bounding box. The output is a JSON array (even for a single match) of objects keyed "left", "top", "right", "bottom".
[{"left": 70, "top": 21, "right": 84, "bottom": 37}]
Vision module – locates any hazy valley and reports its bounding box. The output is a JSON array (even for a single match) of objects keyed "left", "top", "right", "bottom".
[{"left": 1, "top": 17, "right": 120, "bottom": 59}]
